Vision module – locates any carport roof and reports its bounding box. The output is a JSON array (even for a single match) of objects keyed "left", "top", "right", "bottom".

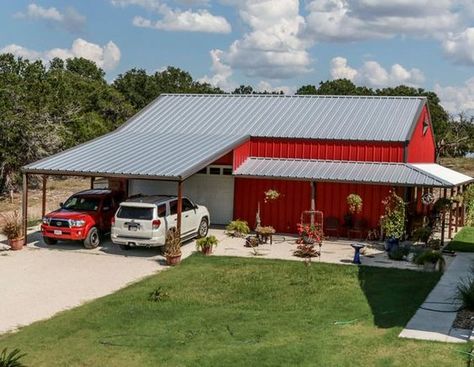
[
  {"left": 234, "top": 157, "right": 474, "bottom": 187},
  {"left": 24, "top": 132, "right": 248, "bottom": 180}
]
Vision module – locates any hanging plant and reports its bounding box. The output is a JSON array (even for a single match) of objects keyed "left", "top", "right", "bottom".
[
  {"left": 347, "top": 194, "right": 363, "bottom": 214},
  {"left": 264, "top": 189, "right": 280, "bottom": 203}
]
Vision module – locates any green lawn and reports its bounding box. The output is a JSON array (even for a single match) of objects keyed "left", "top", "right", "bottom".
[
  {"left": 445, "top": 227, "right": 474, "bottom": 252},
  {"left": 0, "top": 256, "right": 468, "bottom": 366}
]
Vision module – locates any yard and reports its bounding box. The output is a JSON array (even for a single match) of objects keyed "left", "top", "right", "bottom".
[
  {"left": 445, "top": 227, "right": 474, "bottom": 252},
  {"left": 0, "top": 255, "right": 467, "bottom": 366}
]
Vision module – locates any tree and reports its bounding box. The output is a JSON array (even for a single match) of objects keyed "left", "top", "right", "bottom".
[{"left": 233, "top": 85, "right": 254, "bottom": 94}]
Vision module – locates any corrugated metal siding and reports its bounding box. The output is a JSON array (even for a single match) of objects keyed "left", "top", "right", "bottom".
[
  {"left": 233, "top": 140, "right": 251, "bottom": 170},
  {"left": 234, "top": 178, "right": 311, "bottom": 233},
  {"left": 249, "top": 138, "right": 404, "bottom": 162},
  {"left": 25, "top": 132, "right": 248, "bottom": 179},
  {"left": 407, "top": 106, "right": 436, "bottom": 163},
  {"left": 234, "top": 157, "right": 469, "bottom": 187},
  {"left": 120, "top": 94, "right": 425, "bottom": 142}
]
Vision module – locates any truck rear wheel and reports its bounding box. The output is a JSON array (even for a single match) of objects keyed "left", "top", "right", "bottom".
[
  {"left": 43, "top": 236, "right": 57, "bottom": 245},
  {"left": 83, "top": 227, "right": 100, "bottom": 249}
]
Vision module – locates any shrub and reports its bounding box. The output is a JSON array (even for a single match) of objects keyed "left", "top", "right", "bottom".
[
  {"left": 0, "top": 211, "right": 23, "bottom": 240},
  {"left": 381, "top": 191, "right": 406, "bottom": 240},
  {"left": 164, "top": 228, "right": 181, "bottom": 257},
  {"left": 411, "top": 226, "right": 432, "bottom": 243},
  {"left": 148, "top": 287, "right": 169, "bottom": 303},
  {"left": 464, "top": 185, "right": 474, "bottom": 226},
  {"left": 0, "top": 348, "right": 27, "bottom": 367},
  {"left": 434, "top": 197, "right": 452, "bottom": 213},
  {"left": 456, "top": 278, "right": 474, "bottom": 310},
  {"left": 413, "top": 250, "right": 445, "bottom": 271},
  {"left": 427, "top": 238, "right": 442, "bottom": 250},
  {"left": 388, "top": 247, "right": 406, "bottom": 261},
  {"left": 196, "top": 235, "right": 218, "bottom": 251},
  {"left": 226, "top": 220, "right": 250, "bottom": 237}
]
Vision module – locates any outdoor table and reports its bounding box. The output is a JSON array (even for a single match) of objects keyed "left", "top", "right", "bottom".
[{"left": 351, "top": 243, "right": 365, "bottom": 264}]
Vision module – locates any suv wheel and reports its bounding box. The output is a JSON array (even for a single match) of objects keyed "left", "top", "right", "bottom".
[
  {"left": 197, "top": 218, "right": 209, "bottom": 238},
  {"left": 43, "top": 236, "right": 57, "bottom": 245},
  {"left": 83, "top": 227, "right": 100, "bottom": 249}
]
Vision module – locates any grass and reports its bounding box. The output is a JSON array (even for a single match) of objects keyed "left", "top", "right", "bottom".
[
  {"left": 0, "top": 255, "right": 467, "bottom": 366},
  {"left": 439, "top": 157, "right": 474, "bottom": 177},
  {"left": 445, "top": 227, "right": 474, "bottom": 252}
]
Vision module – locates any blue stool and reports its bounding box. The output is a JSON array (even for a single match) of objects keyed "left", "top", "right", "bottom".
[{"left": 351, "top": 243, "right": 365, "bottom": 265}]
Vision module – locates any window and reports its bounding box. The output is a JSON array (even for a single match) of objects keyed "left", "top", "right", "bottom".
[
  {"left": 157, "top": 204, "right": 166, "bottom": 218},
  {"left": 169, "top": 200, "right": 177, "bottom": 215},
  {"left": 102, "top": 197, "right": 112, "bottom": 211},
  {"left": 182, "top": 198, "right": 195, "bottom": 211},
  {"left": 209, "top": 167, "right": 221, "bottom": 175},
  {"left": 63, "top": 196, "right": 100, "bottom": 211},
  {"left": 197, "top": 167, "right": 207, "bottom": 174},
  {"left": 117, "top": 206, "right": 153, "bottom": 220},
  {"left": 222, "top": 167, "right": 233, "bottom": 175},
  {"left": 422, "top": 116, "right": 429, "bottom": 135}
]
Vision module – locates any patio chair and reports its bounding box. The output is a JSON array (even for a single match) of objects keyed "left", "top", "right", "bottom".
[
  {"left": 324, "top": 217, "right": 340, "bottom": 238},
  {"left": 348, "top": 218, "right": 368, "bottom": 240}
]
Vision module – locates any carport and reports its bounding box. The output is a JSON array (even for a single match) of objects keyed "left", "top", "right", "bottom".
[{"left": 22, "top": 132, "right": 249, "bottom": 245}]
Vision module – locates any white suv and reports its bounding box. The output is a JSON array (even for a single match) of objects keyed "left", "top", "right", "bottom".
[{"left": 111, "top": 195, "right": 210, "bottom": 250}]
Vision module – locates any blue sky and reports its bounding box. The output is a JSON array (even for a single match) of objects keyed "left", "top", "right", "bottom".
[{"left": 1, "top": 0, "right": 474, "bottom": 114}]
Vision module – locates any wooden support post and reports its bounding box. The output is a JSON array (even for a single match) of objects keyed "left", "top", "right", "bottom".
[
  {"left": 310, "top": 181, "right": 316, "bottom": 225},
  {"left": 41, "top": 175, "right": 47, "bottom": 218},
  {"left": 461, "top": 184, "right": 466, "bottom": 226},
  {"left": 441, "top": 188, "right": 447, "bottom": 246},
  {"left": 448, "top": 187, "right": 454, "bottom": 239},
  {"left": 90, "top": 177, "right": 95, "bottom": 189},
  {"left": 22, "top": 173, "right": 29, "bottom": 246},
  {"left": 455, "top": 186, "right": 459, "bottom": 233},
  {"left": 177, "top": 181, "right": 183, "bottom": 236}
]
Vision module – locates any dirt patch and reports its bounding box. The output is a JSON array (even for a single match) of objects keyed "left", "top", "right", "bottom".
[{"left": 453, "top": 308, "right": 474, "bottom": 329}]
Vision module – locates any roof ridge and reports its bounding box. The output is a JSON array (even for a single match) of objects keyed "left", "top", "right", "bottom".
[{"left": 160, "top": 93, "right": 427, "bottom": 100}]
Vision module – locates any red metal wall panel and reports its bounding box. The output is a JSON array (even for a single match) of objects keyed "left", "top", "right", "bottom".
[
  {"left": 407, "top": 106, "right": 436, "bottom": 163},
  {"left": 234, "top": 178, "right": 403, "bottom": 233},
  {"left": 233, "top": 140, "right": 251, "bottom": 170},
  {"left": 211, "top": 151, "right": 233, "bottom": 165},
  {"left": 249, "top": 138, "right": 404, "bottom": 162}
]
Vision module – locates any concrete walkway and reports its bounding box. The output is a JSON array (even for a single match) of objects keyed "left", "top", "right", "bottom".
[
  {"left": 0, "top": 226, "right": 207, "bottom": 335},
  {"left": 399, "top": 253, "right": 474, "bottom": 343}
]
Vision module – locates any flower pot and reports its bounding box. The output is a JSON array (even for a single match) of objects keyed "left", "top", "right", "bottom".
[
  {"left": 302, "top": 235, "right": 315, "bottom": 245},
  {"left": 201, "top": 246, "right": 212, "bottom": 255},
  {"left": 384, "top": 238, "right": 399, "bottom": 252},
  {"left": 8, "top": 237, "right": 24, "bottom": 251},
  {"left": 166, "top": 254, "right": 181, "bottom": 266}
]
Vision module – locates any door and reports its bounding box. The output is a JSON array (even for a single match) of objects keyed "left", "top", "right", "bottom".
[{"left": 169, "top": 199, "right": 195, "bottom": 237}]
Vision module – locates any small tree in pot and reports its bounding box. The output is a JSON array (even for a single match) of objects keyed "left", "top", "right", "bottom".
[
  {"left": 381, "top": 191, "right": 406, "bottom": 252},
  {"left": 196, "top": 235, "right": 218, "bottom": 255},
  {"left": 164, "top": 228, "right": 182, "bottom": 265},
  {"left": 1, "top": 211, "right": 24, "bottom": 250}
]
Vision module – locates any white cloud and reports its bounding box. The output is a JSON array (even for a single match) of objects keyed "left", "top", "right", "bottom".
[
  {"left": 0, "top": 39, "right": 121, "bottom": 71},
  {"left": 329, "top": 57, "right": 425, "bottom": 88},
  {"left": 111, "top": 0, "right": 230, "bottom": 33},
  {"left": 15, "top": 3, "right": 86, "bottom": 33},
  {"left": 199, "top": 49, "right": 235, "bottom": 91},
  {"left": 216, "top": 0, "right": 312, "bottom": 79},
  {"left": 133, "top": 7, "right": 231, "bottom": 33},
  {"left": 442, "top": 27, "right": 474, "bottom": 65},
  {"left": 435, "top": 78, "right": 474, "bottom": 115},
  {"left": 304, "top": 0, "right": 461, "bottom": 42},
  {"left": 255, "top": 81, "right": 295, "bottom": 95}
]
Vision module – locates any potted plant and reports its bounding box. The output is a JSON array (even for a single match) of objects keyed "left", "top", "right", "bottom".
[
  {"left": 1, "top": 211, "right": 24, "bottom": 251},
  {"left": 255, "top": 225, "right": 275, "bottom": 244},
  {"left": 381, "top": 191, "right": 406, "bottom": 252},
  {"left": 225, "top": 220, "right": 250, "bottom": 238},
  {"left": 347, "top": 194, "right": 363, "bottom": 214},
  {"left": 296, "top": 223, "right": 323, "bottom": 245},
  {"left": 196, "top": 235, "right": 218, "bottom": 255},
  {"left": 414, "top": 250, "right": 445, "bottom": 272},
  {"left": 164, "top": 228, "right": 182, "bottom": 265}
]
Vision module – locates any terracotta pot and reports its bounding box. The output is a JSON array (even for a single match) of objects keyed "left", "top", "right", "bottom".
[
  {"left": 8, "top": 237, "right": 25, "bottom": 251},
  {"left": 166, "top": 254, "right": 181, "bottom": 266},
  {"left": 201, "top": 246, "right": 212, "bottom": 255}
]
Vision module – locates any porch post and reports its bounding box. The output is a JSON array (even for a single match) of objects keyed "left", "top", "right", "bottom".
[
  {"left": 41, "top": 175, "right": 47, "bottom": 218},
  {"left": 448, "top": 187, "right": 454, "bottom": 239},
  {"left": 461, "top": 184, "right": 466, "bottom": 226},
  {"left": 441, "top": 188, "right": 447, "bottom": 246},
  {"left": 310, "top": 181, "right": 316, "bottom": 225},
  {"left": 90, "top": 177, "right": 95, "bottom": 190},
  {"left": 177, "top": 181, "right": 183, "bottom": 235},
  {"left": 454, "top": 186, "right": 459, "bottom": 233},
  {"left": 22, "top": 173, "right": 29, "bottom": 246}
]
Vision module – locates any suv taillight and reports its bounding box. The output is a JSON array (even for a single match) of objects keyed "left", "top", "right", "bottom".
[
  {"left": 152, "top": 219, "right": 161, "bottom": 230},
  {"left": 111, "top": 217, "right": 115, "bottom": 226}
]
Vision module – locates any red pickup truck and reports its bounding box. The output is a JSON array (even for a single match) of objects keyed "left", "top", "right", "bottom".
[{"left": 41, "top": 189, "right": 121, "bottom": 249}]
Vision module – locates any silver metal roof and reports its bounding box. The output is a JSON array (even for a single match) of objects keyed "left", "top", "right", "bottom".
[
  {"left": 234, "top": 158, "right": 473, "bottom": 187},
  {"left": 119, "top": 94, "right": 425, "bottom": 142},
  {"left": 25, "top": 132, "right": 248, "bottom": 180}
]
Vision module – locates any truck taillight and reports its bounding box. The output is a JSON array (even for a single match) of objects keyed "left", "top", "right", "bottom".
[
  {"left": 152, "top": 219, "right": 161, "bottom": 230},
  {"left": 111, "top": 217, "right": 115, "bottom": 225}
]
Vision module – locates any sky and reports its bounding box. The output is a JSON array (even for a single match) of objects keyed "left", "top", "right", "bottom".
[{"left": 1, "top": 0, "right": 474, "bottom": 115}]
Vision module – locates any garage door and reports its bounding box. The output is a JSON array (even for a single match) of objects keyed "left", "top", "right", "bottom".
[{"left": 129, "top": 166, "right": 234, "bottom": 225}]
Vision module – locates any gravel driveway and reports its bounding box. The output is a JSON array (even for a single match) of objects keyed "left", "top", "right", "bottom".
[{"left": 0, "top": 228, "right": 197, "bottom": 334}]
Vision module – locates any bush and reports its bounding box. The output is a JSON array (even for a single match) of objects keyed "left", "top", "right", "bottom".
[
  {"left": 427, "top": 238, "right": 441, "bottom": 250},
  {"left": 0, "top": 211, "right": 23, "bottom": 240},
  {"left": 388, "top": 247, "right": 406, "bottom": 261},
  {"left": 413, "top": 250, "right": 445, "bottom": 271},
  {"left": 226, "top": 220, "right": 250, "bottom": 237},
  {"left": 464, "top": 185, "right": 474, "bottom": 226},
  {"left": 0, "top": 348, "right": 27, "bottom": 367},
  {"left": 196, "top": 235, "right": 218, "bottom": 251},
  {"left": 456, "top": 278, "right": 474, "bottom": 310},
  {"left": 411, "top": 226, "right": 432, "bottom": 243},
  {"left": 148, "top": 287, "right": 169, "bottom": 303}
]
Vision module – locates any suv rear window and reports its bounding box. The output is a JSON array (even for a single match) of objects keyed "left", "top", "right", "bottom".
[{"left": 117, "top": 206, "right": 153, "bottom": 220}]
